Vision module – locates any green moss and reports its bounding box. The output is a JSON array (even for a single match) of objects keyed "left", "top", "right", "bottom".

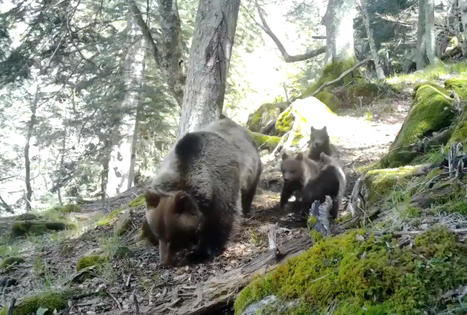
[
  {"left": 235, "top": 228, "right": 466, "bottom": 315},
  {"left": 76, "top": 254, "right": 108, "bottom": 271},
  {"left": 364, "top": 165, "right": 423, "bottom": 204},
  {"left": 382, "top": 83, "right": 455, "bottom": 167},
  {"left": 445, "top": 77, "right": 467, "bottom": 101},
  {"left": 248, "top": 131, "right": 281, "bottom": 151},
  {"left": 275, "top": 106, "right": 294, "bottom": 134},
  {"left": 97, "top": 208, "right": 122, "bottom": 226},
  {"left": 447, "top": 108, "right": 467, "bottom": 148},
  {"left": 302, "top": 59, "right": 357, "bottom": 98},
  {"left": 128, "top": 195, "right": 145, "bottom": 208},
  {"left": 247, "top": 102, "right": 288, "bottom": 133},
  {"left": 0, "top": 290, "right": 76, "bottom": 315},
  {"left": 1, "top": 256, "right": 25, "bottom": 270},
  {"left": 315, "top": 91, "right": 342, "bottom": 112},
  {"left": 11, "top": 220, "right": 68, "bottom": 237},
  {"left": 52, "top": 203, "right": 81, "bottom": 213}
]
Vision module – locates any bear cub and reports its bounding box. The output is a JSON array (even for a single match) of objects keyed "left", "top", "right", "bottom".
[
  {"left": 280, "top": 152, "right": 319, "bottom": 208},
  {"left": 143, "top": 118, "right": 262, "bottom": 265},
  {"left": 307, "top": 126, "right": 338, "bottom": 161}
]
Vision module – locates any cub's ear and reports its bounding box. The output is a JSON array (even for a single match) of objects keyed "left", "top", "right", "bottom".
[
  {"left": 145, "top": 190, "right": 160, "bottom": 208},
  {"left": 282, "top": 152, "right": 289, "bottom": 160},
  {"left": 322, "top": 126, "right": 327, "bottom": 131},
  {"left": 310, "top": 126, "right": 315, "bottom": 131},
  {"left": 295, "top": 153, "right": 304, "bottom": 160},
  {"left": 174, "top": 191, "right": 197, "bottom": 214}
]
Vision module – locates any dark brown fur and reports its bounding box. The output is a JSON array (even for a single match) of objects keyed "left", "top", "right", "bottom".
[
  {"left": 143, "top": 118, "right": 261, "bottom": 265},
  {"left": 302, "top": 152, "right": 346, "bottom": 219},
  {"left": 307, "top": 126, "right": 338, "bottom": 161},
  {"left": 280, "top": 152, "right": 319, "bottom": 208}
]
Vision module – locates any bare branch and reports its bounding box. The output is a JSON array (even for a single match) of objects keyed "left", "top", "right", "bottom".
[
  {"left": 254, "top": 1, "right": 325, "bottom": 63},
  {"left": 312, "top": 58, "right": 371, "bottom": 96}
]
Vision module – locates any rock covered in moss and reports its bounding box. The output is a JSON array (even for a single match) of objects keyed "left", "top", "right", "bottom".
[
  {"left": 446, "top": 107, "right": 467, "bottom": 148},
  {"left": 381, "top": 83, "right": 455, "bottom": 167},
  {"left": 11, "top": 220, "right": 69, "bottom": 237},
  {"left": 315, "top": 91, "right": 342, "bottom": 112},
  {"left": 247, "top": 102, "right": 289, "bottom": 134},
  {"left": 128, "top": 195, "right": 145, "bottom": 208},
  {"left": 114, "top": 211, "right": 132, "bottom": 236},
  {"left": 445, "top": 77, "right": 467, "bottom": 101},
  {"left": 274, "top": 97, "right": 336, "bottom": 149},
  {"left": 248, "top": 131, "right": 281, "bottom": 151},
  {"left": 0, "top": 290, "right": 76, "bottom": 315},
  {"left": 235, "top": 228, "right": 466, "bottom": 314}
]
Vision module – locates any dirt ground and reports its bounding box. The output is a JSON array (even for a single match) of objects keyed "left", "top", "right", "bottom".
[{"left": 0, "top": 94, "right": 410, "bottom": 315}]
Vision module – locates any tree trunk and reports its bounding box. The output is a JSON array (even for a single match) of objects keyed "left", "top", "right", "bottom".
[
  {"left": 358, "top": 0, "right": 385, "bottom": 79},
  {"left": 106, "top": 9, "right": 146, "bottom": 197},
  {"left": 416, "top": 0, "right": 435, "bottom": 69},
  {"left": 460, "top": 0, "right": 467, "bottom": 56},
  {"left": 24, "top": 85, "right": 40, "bottom": 212},
  {"left": 178, "top": 0, "right": 241, "bottom": 136},
  {"left": 323, "top": 0, "right": 357, "bottom": 64}
]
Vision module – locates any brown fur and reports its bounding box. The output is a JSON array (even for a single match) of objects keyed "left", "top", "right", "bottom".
[
  {"left": 280, "top": 152, "right": 319, "bottom": 208},
  {"left": 307, "top": 126, "right": 338, "bottom": 161},
  {"left": 143, "top": 118, "right": 261, "bottom": 265},
  {"left": 302, "top": 152, "right": 346, "bottom": 219}
]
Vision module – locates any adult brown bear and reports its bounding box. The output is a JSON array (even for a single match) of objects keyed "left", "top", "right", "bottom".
[{"left": 143, "top": 118, "right": 262, "bottom": 265}]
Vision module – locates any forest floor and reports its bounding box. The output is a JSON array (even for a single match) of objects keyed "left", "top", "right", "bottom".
[{"left": 0, "top": 92, "right": 412, "bottom": 314}]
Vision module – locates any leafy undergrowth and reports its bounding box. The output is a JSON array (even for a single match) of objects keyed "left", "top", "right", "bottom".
[{"left": 235, "top": 227, "right": 466, "bottom": 314}]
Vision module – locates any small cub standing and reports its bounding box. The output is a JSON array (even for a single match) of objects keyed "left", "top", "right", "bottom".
[
  {"left": 143, "top": 118, "right": 262, "bottom": 265},
  {"left": 302, "top": 152, "right": 346, "bottom": 219},
  {"left": 280, "top": 152, "right": 319, "bottom": 208},
  {"left": 307, "top": 126, "right": 338, "bottom": 161}
]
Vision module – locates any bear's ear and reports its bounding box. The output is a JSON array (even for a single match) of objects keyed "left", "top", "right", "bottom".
[
  {"left": 145, "top": 190, "right": 161, "bottom": 208},
  {"left": 174, "top": 191, "right": 197, "bottom": 215},
  {"left": 322, "top": 126, "right": 327, "bottom": 131},
  {"left": 310, "top": 126, "right": 315, "bottom": 132},
  {"left": 282, "top": 152, "right": 289, "bottom": 160},
  {"left": 296, "top": 152, "right": 304, "bottom": 160}
]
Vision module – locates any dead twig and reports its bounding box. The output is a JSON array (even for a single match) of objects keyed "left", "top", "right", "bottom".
[
  {"left": 7, "top": 297, "right": 16, "bottom": 315},
  {"left": 106, "top": 290, "right": 122, "bottom": 310},
  {"left": 132, "top": 289, "right": 140, "bottom": 315},
  {"left": 126, "top": 273, "right": 132, "bottom": 288}
]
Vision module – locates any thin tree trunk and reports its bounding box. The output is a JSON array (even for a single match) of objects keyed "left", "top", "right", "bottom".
[
  {"left": 358, "top": 0, "right": 385, "bottom": 79},
  {"left": 106, "top": 8, "right": 146, "bottom": 197},
  {"left": 57, "top": 128, "right": 66, "bottom": 206},
  {"left": 24, "top": 85, "right": 40, "bottom": 212},
  {"left": 323, "top": 0, "right": 357, "bottom": 64},
  {"left": 416, "top": 0, "right": 435, "bottom": 69},
  {"left": 178, "top": 0, "right": 241, "bottom": 136},
  {"left": 460, "top": 0, "right": 467, "bottom": 56}
]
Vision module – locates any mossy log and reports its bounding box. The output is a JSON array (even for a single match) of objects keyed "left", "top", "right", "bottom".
[
  {"left": 381, "top": 84, "right": 455, "bottom": 167},
  {"left": 0, "top": 290, "right": 77, "bottom": 315}
]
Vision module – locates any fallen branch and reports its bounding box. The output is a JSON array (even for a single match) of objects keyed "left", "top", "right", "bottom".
[
  {"left": 312, "top": 59, "right": 371, "bottom": 96},
  {"left": 393, "top": 228, "right": 467, "bottom": 236},
  {"left": 7, "top": 297, "right": 15, "bottom": 315}
]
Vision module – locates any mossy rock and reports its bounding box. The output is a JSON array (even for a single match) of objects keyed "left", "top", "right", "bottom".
[
  {"left": 382, "top": 84, "right": 455, "bottom": 167},
  {"left": 128, "top": 194, "right": 145, "bottom": 208},
  {"left": 248, "top": 131, "right": 281, "bottom": 151},
  {"left": 235, "top": 228, "right": 466, "bottom": 314},
  {"left": 76, "top": 254, "right": 108, "bottom": 271},
  {"left": 445, "top": 77, "right": 467, "bottom": 101},
  {"left": 274, "top": 97, "right": 336, "bottom": 149},
  {"left": 364, "top": 165, "right": 428, "bottom": 204},
  {"left": 1, "top": 256, "right": 25, "bottom": 270},
  {"left": 315, "top": 91, "right": 342, "bottom": 112},
  {"left": 0, "top": 290, "right": 76, "bottom": 315},
  {"left": 247, "top": 102, "right": 289, "bottom": 134},
  {"left": 11, "top": 220, "right": 69, "bottom": 237},
  {"left": 446, "top": 107, "right": 467, "bottom": 148}
]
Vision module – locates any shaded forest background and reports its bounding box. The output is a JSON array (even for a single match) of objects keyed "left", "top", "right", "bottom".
[{"left": 0, "top": 0, "right": 465, "bottom": 215}]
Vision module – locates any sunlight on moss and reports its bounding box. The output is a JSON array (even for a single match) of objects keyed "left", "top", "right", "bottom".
[
  {"left": 96, "top": 208, "right": 123, "bottom": 226},
  {"left": 248, "top": 131, "right": 281, "bottom": 151},
  {"left": 128, "top": 195, "right": 145, "bottom": 208},
  {"left": 0, "top": 290, "right": 76, "bottom": 315}
]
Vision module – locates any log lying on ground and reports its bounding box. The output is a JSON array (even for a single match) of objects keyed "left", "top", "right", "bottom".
[{"left": 152, "top": 233, "right": 313, "bottom": 315}]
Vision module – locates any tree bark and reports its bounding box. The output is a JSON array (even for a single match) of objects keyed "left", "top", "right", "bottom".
[
  {"left": 416, "top": 0, "right": 435, "bottom": 69},
  {"left": 358, "top": 0, "right": 385, "bottom": 79},
  {"left": 254, "top": 1, "right": 326, "bottom": 63},
  {"left": 460, "top": 0, "right": 467, "bottom": 56},
  {"left": 323, "top": 0, "right": 357, "bottom": 64},
  {"left": 106, "top": 9, "right": 146, "bottom": 197},
  {"left": 128, "top": 0, "right": 185, "bottom": 107},
  {"left": 178, "top": 0, "right": 240, "bottom": 136},
  {"left": 24, "top": 84, "right": 40, "bottom": 212}
]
